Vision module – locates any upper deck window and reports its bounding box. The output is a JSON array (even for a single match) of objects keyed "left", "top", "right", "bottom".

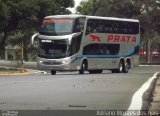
[{"left": 86, "top": 19, "right": 139, "bottom": 35}]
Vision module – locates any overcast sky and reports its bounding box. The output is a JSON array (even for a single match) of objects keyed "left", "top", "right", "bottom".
[{"left": 68, "top": 0, "right": 82, "bottom": 13}]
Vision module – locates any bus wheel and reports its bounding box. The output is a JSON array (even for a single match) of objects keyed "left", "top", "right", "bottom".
[
  {"left": 79, "top": 61, "right": 87, "bottom": 74},
  {"left": 51, "top": 70, "right": 56, "bottom": 75},
  {"left": 111, "top": 61, "right": 123, "bottom": 73},
  {"left": 111, "top": 69, "right": 117, "bottom": 73},
  {"left": 123, "top": 61, "right": 130, "bottom": 73},
  {"left": 97, "top": 70, "right": 103, "bottom": 73},
  {"left": 118, "top": 61, "right": 123, "bottom": 73}
]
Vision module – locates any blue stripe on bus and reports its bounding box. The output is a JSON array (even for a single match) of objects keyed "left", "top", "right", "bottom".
[
  {"left": 71, "top": 50, "right": 136, "bottom": 63},
  {"left": 71, "top": 51, "right": 135, "bottom": 63},
  {"left": 71, "top": 41, "right": 140, "bottom": 63}
]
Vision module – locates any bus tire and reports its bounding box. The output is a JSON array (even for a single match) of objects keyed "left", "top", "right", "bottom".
[
  {"left": 122, "top": 60, "right": 130, "bottom": 73},
  {"left": 51, "top": 70, "right": 56, "bottom": 75},
  {"left": 79, "top": 60, "right": 87, "bottom": 74},
  {"left": 89, "top": 70, "right": 94, "bottom": 74},
  {"left": 111, "top": 69, "right": 117, "bottom": 73},
  {"left": 111, "top": 60, "right": 123, "bottom": 73}
]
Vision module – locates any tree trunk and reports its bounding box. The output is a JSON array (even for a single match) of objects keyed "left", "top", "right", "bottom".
[{"left": 0, "top": 32, "right": 7, "bottom": 60}]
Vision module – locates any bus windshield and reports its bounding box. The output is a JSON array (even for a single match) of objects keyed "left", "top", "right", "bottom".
[
  {"left": 40, "top": 18, "right": 74, "bottom": 35},
  {"left": 38, "top": 39, "right": 69, "bottom": 59}
]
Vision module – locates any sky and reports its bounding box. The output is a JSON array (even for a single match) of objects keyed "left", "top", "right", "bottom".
[{"left": 68, "top": 0, "right": 82, "bottom": 13}]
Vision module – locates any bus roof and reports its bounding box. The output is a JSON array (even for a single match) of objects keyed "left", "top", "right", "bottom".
[
  {"left": 45, "top": 14, "right": 139, "bottom": 23},
  {"left": 45, "top": 14, "right": 85, "bottom": 19}
]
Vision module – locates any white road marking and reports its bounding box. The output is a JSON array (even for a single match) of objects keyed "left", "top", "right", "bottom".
[
  {"left": 127, "top": 72, "right": 159, "bottom": 110},
  {"left": 38, "top": 71, "right": 47, "bottom": 74},
  {"left": 139, "top": 65, "right": 160, "bottom": 67},
  {"left": 26, "top": 69, "right": 47, "bottom": 74}
]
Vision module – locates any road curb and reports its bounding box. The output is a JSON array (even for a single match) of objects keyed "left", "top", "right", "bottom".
[
  {"left": 148, "top": 73, "right": 160, "bottom": 113},
  {"left": 0, "top": 72, "right": 32, "bottom": 76},
  {"left": 0, "top": 69, "right": 47, "bottom": 76},
  {"left": 142, "top": 76, "right": 158, "bottom": 110}
]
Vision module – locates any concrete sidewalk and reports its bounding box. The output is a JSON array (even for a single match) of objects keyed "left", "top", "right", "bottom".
[{"left": 149, "top": 74, "right": 160, "bottom": 112}]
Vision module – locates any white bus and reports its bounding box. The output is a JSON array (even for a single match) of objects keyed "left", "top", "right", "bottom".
[{"left": 31, "top": 15, "right": 140, "bottom": 75}]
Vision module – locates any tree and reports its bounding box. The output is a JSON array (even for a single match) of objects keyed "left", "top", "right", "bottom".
[
  {"left": 0, "top": 0, "right": 12, "bottom": 59},
  {"left": 0, "top": 0, "right": 74, "bottom": 59},
  {"left": 76, "top": 0, "right": 103, "bottom": 15}
]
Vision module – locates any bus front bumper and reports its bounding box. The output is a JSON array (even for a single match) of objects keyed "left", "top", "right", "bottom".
[{"left": 37, "top": 58, "right": 80, "bottom": 71}]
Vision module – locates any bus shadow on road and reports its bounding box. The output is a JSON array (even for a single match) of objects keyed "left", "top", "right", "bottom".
[{"left": 50, "top": 70, "right": 113, "bottom": 76}]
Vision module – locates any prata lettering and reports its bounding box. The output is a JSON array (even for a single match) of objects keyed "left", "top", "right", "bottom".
[
  {"left": 107, "top": 35, "right": 136, "bottom": 43},
  {"left": 89, "top": 34, "right": 137, "bottom": 44}
]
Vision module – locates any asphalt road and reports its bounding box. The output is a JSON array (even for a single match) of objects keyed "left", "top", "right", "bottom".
[{"left": 0, "top": 66, "right": 159, "bottom": 116}]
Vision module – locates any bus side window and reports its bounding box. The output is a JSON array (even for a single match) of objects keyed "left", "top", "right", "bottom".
[
  {"left": 86, "top": 26, "right": 91, "bottom": 34},
  {"left": 86, "top": 19, "right": 96, "bottom": 34},
  {"left": 103, "top": 47, "right": 110, "bottom": 55},
  {"left": 73, "top": 19, "right": 80, "bottom": 32}
]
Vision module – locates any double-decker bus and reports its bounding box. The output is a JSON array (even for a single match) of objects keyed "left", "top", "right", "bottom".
[{"left": 31, "top": 15, "right": 140, "bottom": 75}]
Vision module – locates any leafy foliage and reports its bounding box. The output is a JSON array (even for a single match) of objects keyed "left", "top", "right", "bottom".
[
  {"left": 76, "top": 0, "right": 103, "bottom": 15},
  {"left": 0, "top": 0, "right": 74, "bottom": 59}
]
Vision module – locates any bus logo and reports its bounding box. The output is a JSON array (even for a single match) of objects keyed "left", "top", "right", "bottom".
[{"left": 89, "top": 34, "right": 101, "bottom": 42}]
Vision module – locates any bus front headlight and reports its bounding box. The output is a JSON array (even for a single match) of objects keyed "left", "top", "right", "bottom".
[
  {"left": 62, "top": 58, "right": 70, "bottom": 64},
  {"left": 39, "top": 60, "right": 43, "bottom": 64}
]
